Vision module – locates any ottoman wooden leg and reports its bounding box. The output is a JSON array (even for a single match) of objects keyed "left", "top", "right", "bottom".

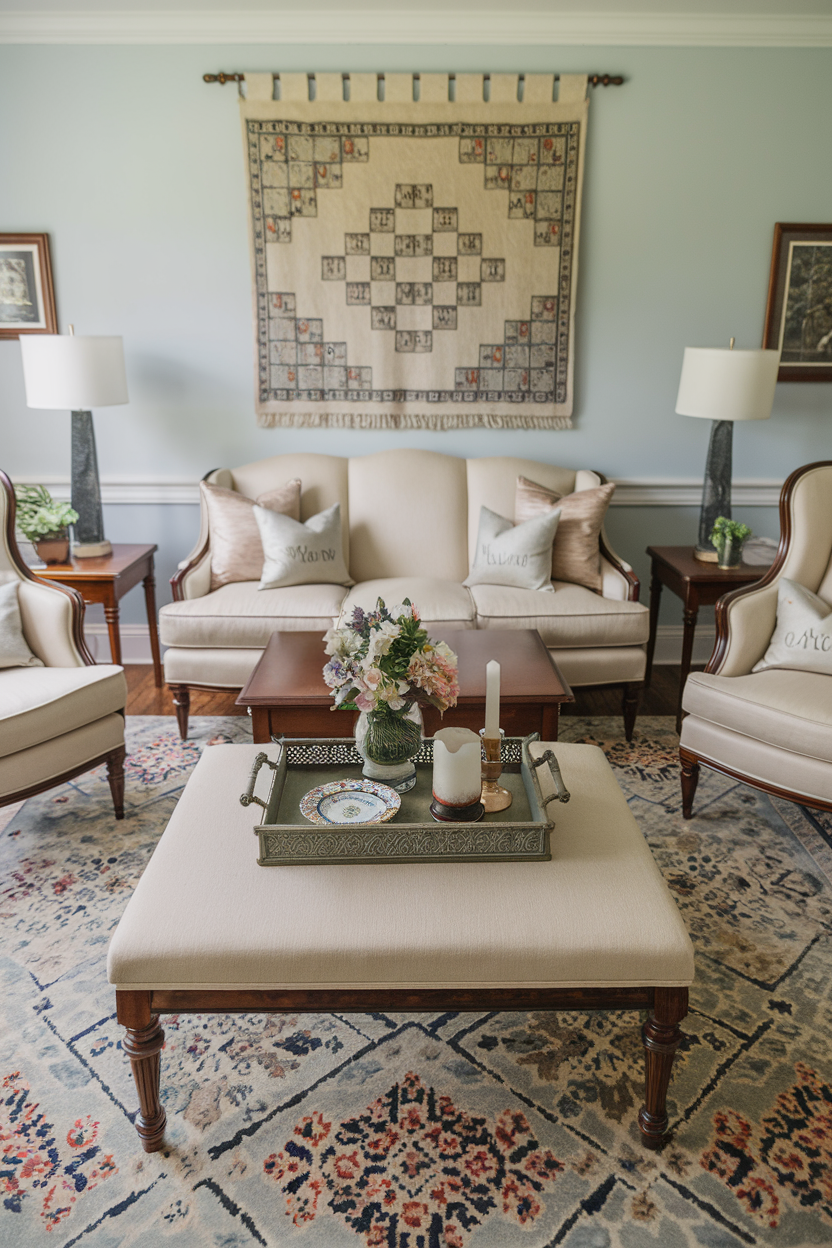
[
  {"left": 120, "top": 1010, "right": 167, "bottom": 1153},
  {"left": 638, "top": 986, "right": 688, "bottom": 1150}
]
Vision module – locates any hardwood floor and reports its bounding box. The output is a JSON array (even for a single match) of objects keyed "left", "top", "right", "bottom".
[{"left": 125, "top": 664, "right": 695, "bottom": 720}]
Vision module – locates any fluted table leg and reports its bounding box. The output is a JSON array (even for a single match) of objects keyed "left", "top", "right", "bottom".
[
  {"left": 122, "top": 1018, "right": 166, "bottom": 1152},
  {"left": 638, "top": 986, "right": 688, "bottom": 1150}
]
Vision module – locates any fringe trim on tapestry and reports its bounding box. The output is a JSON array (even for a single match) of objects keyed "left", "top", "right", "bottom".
[{"left": 241, "top": 72, "right": 588, "bottom": 431}]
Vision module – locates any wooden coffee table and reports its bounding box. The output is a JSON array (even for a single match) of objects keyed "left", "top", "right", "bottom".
[{"left": 237, "top": 629, "right": 573, "bottom": 744}]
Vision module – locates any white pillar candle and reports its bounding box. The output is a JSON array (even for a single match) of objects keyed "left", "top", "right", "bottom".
[
  {"left": 432, "top": 727, "right": 483, "bottom": 807},
  {"left": 484, "top": 660, "right": 501, "bottom": 739}
]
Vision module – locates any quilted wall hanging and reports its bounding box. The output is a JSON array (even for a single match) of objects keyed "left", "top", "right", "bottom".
[{"left": 240, "top": 72, "right": 589, "bottom": 430}]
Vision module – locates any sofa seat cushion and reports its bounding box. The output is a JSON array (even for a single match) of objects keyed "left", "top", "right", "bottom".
[
  {"left": 470, "top": 582, "right": 649, "bottom": 648},
  {"left": 160, "top": 582, "right": 349, "bottom": 649},
  {"left": 0, "top": 664, "right": 127, "bottom": 759},
  {"left": 682, "top": 669, "right": 832, "bottom": 763},
  {"left": 338, "top": 578, "right": 476, "bottom": 628}
]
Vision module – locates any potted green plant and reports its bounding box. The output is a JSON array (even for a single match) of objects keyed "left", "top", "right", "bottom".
[
  {"left": 14, "top": 484, "right": 79, "bottom": 564},
  {"left": 710, "top": 516, "right": 751, "bottom": 569}
]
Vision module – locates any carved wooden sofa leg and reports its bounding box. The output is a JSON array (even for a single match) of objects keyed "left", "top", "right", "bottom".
[
  {"left": 680, "top": 747, "right": 700, "bottom": 820},
  {"left": 170, "top": 685, "right": 191, "bottom": 740},
  {"left": 117, "top": 991, "right": 167, "bottom": 1153},
  {"left": 638, "top": 986, "right": 688, "bottom": 1150},
  {"left": 105, "top": 745, "right": 126, "bottom": 820},
  {"left": 623, "top": 683, "right": 642, "bottom": 742}
]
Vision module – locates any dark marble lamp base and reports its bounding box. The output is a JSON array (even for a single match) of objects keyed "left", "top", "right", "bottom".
[{"left": 694, "top": 418, "right": 733, "bottom": 562}]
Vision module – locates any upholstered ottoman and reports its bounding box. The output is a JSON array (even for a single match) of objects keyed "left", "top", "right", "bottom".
[{"left": 108, "top": 742, "right": 694, "bottom": 1152}]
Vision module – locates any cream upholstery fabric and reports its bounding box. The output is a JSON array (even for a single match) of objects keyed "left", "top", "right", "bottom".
[
  {"left": 160, "top": 582, "right": 349, "bottom": 649},
  {"left": 682, "top": 669, "right": 832, "bottom": 763},
  {"left": 0, "top": 714, "right": 125, "bottom": 795},
  {"left": 163, "top": 647, "right": 261, "bottom": 688},
  {"left": 554, "top": 646, "right": 647, "bottom": 687},
  {"left": 17, "top": 579, "right": 87, "bottom": 667},
  {"left": 107, "top": 741, "right": 694, "bottom": 991},
  {"left": 471, "top": 583, "right": 649, "bottom": 648},
  {"left": 348, "top": 450, "right": 469, "bottom": 582},
  {"left": 680, "top": 716, "right": 832, "bottom": 806},
  {"left": 752, "top": 579, "right": 832, "bottom": 676},
  {"left": 0, "top": 664, "right": 127, "bottom": 759},
  {"left": 0, "top": 580, "right": 42, "bottom": 667},
  {"left": 338, "top": 578, "right": 476, "bottom": 628}
]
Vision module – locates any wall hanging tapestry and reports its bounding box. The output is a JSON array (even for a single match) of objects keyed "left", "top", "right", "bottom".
[{"left": 240, "top": 73, "right": 589, "bottom": 430}]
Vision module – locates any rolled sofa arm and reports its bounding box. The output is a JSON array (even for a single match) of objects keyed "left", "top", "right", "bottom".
[
  {"left": 577, "top": 469, "right": 640, "bottom": 603},
  {"left": 170, "top": 468, "right": 226, "bottom": 602}
]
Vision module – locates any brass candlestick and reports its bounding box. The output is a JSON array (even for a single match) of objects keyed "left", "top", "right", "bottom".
[{"left": 480, "top": 729, "right": 512, "bottom": 812}]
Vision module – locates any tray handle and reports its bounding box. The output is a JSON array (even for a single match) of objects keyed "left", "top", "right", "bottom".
[
  {"left": 530, "top": 749, "right": 571, "bottom": 807},
  {"left": 240, "top": 751, "right": 280, "bottom": 811}
]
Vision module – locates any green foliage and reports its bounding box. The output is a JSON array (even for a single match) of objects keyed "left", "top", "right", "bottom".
[
  {"left": 14, "top": 484, "right": 79, "bottom": 541},
  {"left": 710, "top": 515, "right": 752, "bottom": 549}
]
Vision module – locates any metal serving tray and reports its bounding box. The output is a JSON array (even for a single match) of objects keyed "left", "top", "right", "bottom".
[{"left": 239, "top": 735, "right": 570, "bottom": 866}]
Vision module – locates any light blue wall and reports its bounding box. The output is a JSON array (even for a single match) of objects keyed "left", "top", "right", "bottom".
[{"left": 1, "top": 42, "right": 830, "bottom": 627}]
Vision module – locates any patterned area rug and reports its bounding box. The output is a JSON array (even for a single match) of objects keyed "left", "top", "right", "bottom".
[{"left": 2, "top": 715, "right": 831, "bottom": 1248}]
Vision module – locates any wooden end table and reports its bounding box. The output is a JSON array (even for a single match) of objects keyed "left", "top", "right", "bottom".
[
  {"left": 645, "top": 545, "right": 764, "bottom": 732},
  {"left": 35, "top": 543, "right": 163, "bottom": 686},
  {"left": 237, "top": 628, "right": 573, "bottom": 744}
]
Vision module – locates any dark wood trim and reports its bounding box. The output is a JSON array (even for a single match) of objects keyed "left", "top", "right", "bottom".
[
  {"left": 679, "top": 746, "right": 700, "bottom": 820},
  {"left": 679, "top": 745, "right": 832, "bottom": 817},
  {"left": 707, "top": 460, "right": 832, "bottom": 674},
  {"left": 1, "top": 744, "right": 126, "bottom": 817},
  {"left": 0, "top": 470, "right": 94, "bottom": 665},
  {"left": 0, "top": 232, "right": 57, "bottom": 338},
  {"left": 622, "top": 682, "right": 642, "bottom": 742},
  {"left": 169, "top": 468, "right": 219, "bottom": 602},
  {"left": 762, "top": 223, "right": 832, "bottom": 383},
  {"left": 115, "top": 983, "right": 687, "bottom": 1153}
]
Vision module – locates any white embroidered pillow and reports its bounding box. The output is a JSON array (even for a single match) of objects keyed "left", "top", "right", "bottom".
[
  {"left": 752, "top": 578, "right": 832, "bottom": 676},
  {"left": 255, "top": 503, "right": 353, "bottom": 589},
  {"left": 0, "top": 580, "right": 44, "bottom": 668},
  {"left": 463, "top": 505, "right": 561, "bottom": 592}
]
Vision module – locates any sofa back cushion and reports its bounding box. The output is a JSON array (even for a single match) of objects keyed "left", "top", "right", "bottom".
[
  {"left": 347, "top": 450, "right": 469, "bottom": 582},
  {"left": 223, "top": 453, "right": 351, "bottom": 569},
  {"left": 465, "top": 458, "right": 578, "bottom": 562}
]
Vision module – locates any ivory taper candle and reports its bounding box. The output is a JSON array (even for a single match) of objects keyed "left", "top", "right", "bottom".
[
  {"left": 432, "top": 727, "right": 483, "bottom": 807},
  {"left": 484, "top": 660, "right": 501, "bottom": 738}
]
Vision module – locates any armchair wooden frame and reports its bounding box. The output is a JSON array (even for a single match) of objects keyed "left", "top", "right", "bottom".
[
  {"left": 680, "top": 460, "right": 832, "bottom": 819},
  {"left": 0, "top": 471, "right": 126, "bottom": 818}
]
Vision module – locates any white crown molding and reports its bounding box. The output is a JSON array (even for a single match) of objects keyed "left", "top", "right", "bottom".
[
  {"left": 1, "top": 11, "right": 830, "bottom": 47},
  {"left": 12, "top": 474, "right": 783, "bottom": 506}
]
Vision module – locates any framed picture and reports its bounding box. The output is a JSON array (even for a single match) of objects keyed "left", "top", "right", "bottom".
[
  {"left": 763, "top": 222, "right": 832, "bottom": 381},
  {"left": 0, "top": 233, "right": 58, "bottom": 339}
]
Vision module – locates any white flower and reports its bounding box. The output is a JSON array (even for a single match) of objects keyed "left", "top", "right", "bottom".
[
  {"left": 365, "top": 620, "right": 400, "bottom": 662},
  {"left": 390, "top": 602, "right": 413, "bottom": 621},
  {"left": 433, "top": 641, "right": 458, "bottom": 667},
  {"left": 324, "top": 627, "right": 362, "bottom": 659}
]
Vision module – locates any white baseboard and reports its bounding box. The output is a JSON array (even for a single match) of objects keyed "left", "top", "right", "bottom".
[{"left": 88, "top": 623, "right": 714, "bottom": 669}]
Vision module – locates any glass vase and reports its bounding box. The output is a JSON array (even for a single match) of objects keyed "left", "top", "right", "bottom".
[
  {"left": 355, "top": 702, "right": 422, "bottom": 793},
  {"left": 715, "top": 535, "right": 744, "bottom": 569}
]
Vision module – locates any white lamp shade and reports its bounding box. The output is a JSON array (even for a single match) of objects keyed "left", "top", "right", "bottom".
[
  {"left": 675, "top": 347, "right": 780, "bottom": 422},
  {"left": 19, "top": 334, "right": 128, "bottom": 409}
]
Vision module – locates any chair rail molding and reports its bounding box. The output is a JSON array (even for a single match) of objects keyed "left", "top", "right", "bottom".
[
  {"left": 12, "top": 475, "right": 783, "bottom": 508},
  {"left": 1, "top": 10, "right": 830, "bottom": 47}
]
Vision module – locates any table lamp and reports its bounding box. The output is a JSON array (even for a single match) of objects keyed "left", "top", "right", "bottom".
[
  {"left": 675, "top": 339, "right": 779, "bottom": 561},
  {"left": 19, "top": 326, "right": 128, "bottom": 557}
]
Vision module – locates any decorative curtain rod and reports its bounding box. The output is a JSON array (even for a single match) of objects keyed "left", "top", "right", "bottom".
[{"left": 203, "top": 71, "right": 624, "bottom": 88}]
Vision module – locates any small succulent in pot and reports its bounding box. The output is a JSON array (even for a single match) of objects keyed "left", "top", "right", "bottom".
[
  {"left": 710, "top": 516, "right": 752, "bottom": 569},
  {"left": 14, "top": 484, "right": 79, "bottom": 564}
]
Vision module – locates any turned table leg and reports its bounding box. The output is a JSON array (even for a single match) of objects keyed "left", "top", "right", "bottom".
[
  {"left": 638, "top": 986, "right": 688, "bottom": 1150},
  {"left": 122, "top": 1017, "right": 167, "bottom": 1152}
]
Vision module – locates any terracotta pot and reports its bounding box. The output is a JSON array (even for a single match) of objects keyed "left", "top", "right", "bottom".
[{"left": 34, "top": 532, "right": 70, "bottom": 564}]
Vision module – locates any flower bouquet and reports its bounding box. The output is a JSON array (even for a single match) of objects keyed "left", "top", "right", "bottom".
[{"left": 323, "top": 599, "right": 459, "bottom": 790}]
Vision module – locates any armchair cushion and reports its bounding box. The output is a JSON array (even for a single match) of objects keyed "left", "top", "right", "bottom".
[
  {"left": 160, "top": 581, "right": 349, "bottom": 649},
  {"left": 470, "top": 582, "right": 649, "bottom": 648},
  {"left": 0, "top": 664, "right": 127, "bottom": 759},
  {"left": 682, "top": 668, "right": 832, "bottom": 764},
  {"left": 0, "top": 580, "right": 43, "bottom": 668},
  {"left": 752, "top": 579, "right": 832, "bottom": 676}
]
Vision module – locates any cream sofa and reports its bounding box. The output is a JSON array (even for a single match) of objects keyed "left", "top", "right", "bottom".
[{"left": 161, "top": 450, "right": 649, "bottom": 739}]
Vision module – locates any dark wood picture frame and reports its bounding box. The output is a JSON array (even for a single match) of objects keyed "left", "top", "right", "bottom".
[
  {"left": 763, "top": 222, "right": 832, "bottom": 381},
  {"left": 0, "top": 232, "right": 57, "bottom": 339}
]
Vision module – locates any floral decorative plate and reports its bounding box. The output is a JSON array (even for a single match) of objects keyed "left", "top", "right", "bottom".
[{"left": 299, "top": 780, "right": 401, "bottom": 826}]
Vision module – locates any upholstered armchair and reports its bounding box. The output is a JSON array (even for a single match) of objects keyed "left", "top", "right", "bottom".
[
  {"left": 0, "top": 471, "right": 128, "bottom": 818},
  {"left": 680, "top": 460, "right": 832, "bottom": 817}
]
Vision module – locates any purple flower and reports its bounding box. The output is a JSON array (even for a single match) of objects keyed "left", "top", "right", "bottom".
[{"left": 350, "top": 606, "right": 366, "bottom": 631}]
